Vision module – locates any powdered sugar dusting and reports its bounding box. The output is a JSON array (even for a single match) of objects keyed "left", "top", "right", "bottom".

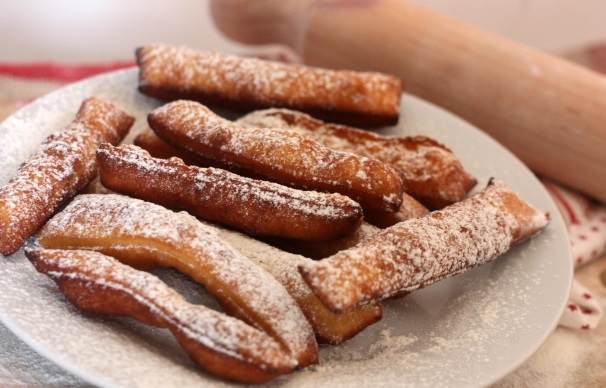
[
  {"left": 0, "top": 98, "right": 133, "bottom": 255},
  {"left": 238, "top": 108, "right": 477, "bottom": 208},
  {"left": 137, "top": 44, "right": 401, "bottom": 121},
  {"left": 216, "top": 227, "right": 310, "bottom": 300},
  {"left": 211, "top": 222, "right": 383, "bottom": 346},
  {"left": 97, "top": 144, "right": 363, "bottom": 237},
  {"left": 301, "top": 181, "right": 550, "bottom": 311},
  {"left": 35, "top": 194, "right": 315, "bottom": 363},
  {"left": 288, "top": 250, "right": 547, "bottom": 387},
  {"left": 149, "top": 100, "right": 403, "bottom": 212},
  {"left": 30, "top": 249, "right": 290, "bottom": 369},
  {"left": 0, "top": 69, "right": 571, "bottom": 387}
]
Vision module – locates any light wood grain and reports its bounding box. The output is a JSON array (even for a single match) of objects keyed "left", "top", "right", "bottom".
[{"left": 303, "top": 0, "right": 606, "bottom": 202}]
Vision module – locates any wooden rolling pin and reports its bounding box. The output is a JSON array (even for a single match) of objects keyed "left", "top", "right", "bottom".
[{"left": 212, "top": 0, "right": 606, "bottom": 202}]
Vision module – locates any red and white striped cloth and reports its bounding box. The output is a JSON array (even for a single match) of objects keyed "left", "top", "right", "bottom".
[
  {"left": 542, "top": 180, "right": 606, "bottom": 329},
  {"left": 1, "top": 45, "right": 605, "bottom": 330}
]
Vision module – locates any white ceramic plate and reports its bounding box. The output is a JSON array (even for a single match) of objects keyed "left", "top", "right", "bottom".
[{"left": 0, "top": 69, "right": 572, "bottom": 387}]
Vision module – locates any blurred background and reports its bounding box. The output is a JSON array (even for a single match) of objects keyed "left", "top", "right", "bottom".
[
  {"left": 1, "top": 1, "right": 605, "bottom": 386},
  {"left": 1, "top": 0, "right": 605, "bottom": 63}
]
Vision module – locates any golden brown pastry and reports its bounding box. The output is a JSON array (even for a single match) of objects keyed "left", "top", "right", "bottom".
[
  {"left": 238, "top": 108, "right": 477, "bottom": 209},
  {"left": 134, "top": 128, "right": 428, "bottom": 229},
  {"left": 216, "top": 225, "right": 383, "bottom": 345},
  {"left": 363, "top": 193, "right": 429, "bottom": 228},
  {"left": 96, "top": 143, "right": 363, "bottom": 241},
  {"left": 134, "top": 127, "right": 262, "bottom": 181},
  {"left": 25, "top": 248, "right": 295, "bottom": 383},
  {"left": 148, "top": 100, "right": 404, "bottom": 213},
  {"left": 80, "top": 176, "right": 115, "bottom": 195},
  {"left": 134, "top": 126, "right": 215, "bottom": 166},
  {"left": 136, "top": 44, "right": 402, "bottom": 127},
  {"left": 299, "top": 180, "right": 550, "bottom": 312},
  {"left": 0, "top": 97, "right": 134, "bottom": 256},
  {"left": 33, "top": 194, "right": 318, "bottom": 367},
  {"left": 266, "top": 222, "right": 381, "bottom": 260}
]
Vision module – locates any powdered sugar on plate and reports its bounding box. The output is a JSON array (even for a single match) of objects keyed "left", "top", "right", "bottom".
[{"left": 0, "top": 69, "right": 572, "bottom": 387}]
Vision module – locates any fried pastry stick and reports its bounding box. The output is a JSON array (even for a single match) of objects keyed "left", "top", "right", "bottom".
[
  {"left": 0, "top": 97, "right": 134, "bottom": 256},
  {"left": 299, "top": 180, "right": 550, "bottom": 312},
  {"left": 215, "top": 225, "right": 383, "bottom": 345},
  {"left": 134, "top": 127, "right": 232, "bottom": 169},
  {"left": 136, "top": 44, "right": 402, "bottom": 127},
  {"left": 97, "top": 143, "right": 363, "bottom": 241},
  {"left": 266, "top": 222, "right": 381, "bottom": 260},
  {"left": 148, "top": 100, "right": 404, "bottom": 213},
  {"left": 135, "top": 126, "right": 430, "bottom": 227},
  {"left": 26, "top": 248, "right": 295, "bottom": 383},
  {"left": 134, "top": 127, "right": 428, "bottom": 229},
  {"left": 34, "top": 194, "right": 318, "bottom": 367},
  {"left": 238, "top": 108, "right": 477, "bottom": 209},
  {"left": 363, "top": 194, "right": 429, "bottom": 228}
]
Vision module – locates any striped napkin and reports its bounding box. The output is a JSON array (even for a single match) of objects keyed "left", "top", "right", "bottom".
[{"left": 543, "top": 180, "right": 605, "bottom": 329}]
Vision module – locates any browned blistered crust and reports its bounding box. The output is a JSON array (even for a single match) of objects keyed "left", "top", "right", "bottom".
[
  {"left": 299, "top": 180, "right": 550, "bottom": 313},
  {"left": 34, "top": 194, "right": 319, "bottom": 367},
  {"left": 136, "top": 44, "right": 402, "bottom": 127},
  {"left": 0, "top": 97, "right": 134, "bottom": 256},
  {"left": 238, "top": 108, "right": 477, "bottom": 210},
  {"left": 26, "top": 248, "right": 296, "bottom": 383},
  {"left": 97, "top": 143, "right": 363, "bottom": 241},
  {"left": 148, "top": 100, "right": 405, "bottom": 214}
]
